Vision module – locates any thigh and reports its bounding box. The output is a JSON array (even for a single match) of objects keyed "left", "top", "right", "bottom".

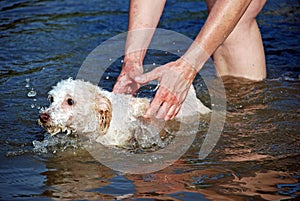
[
  {"left": 205, "top": 0, "right": 216, "bottom": 12},
  {"left": 206, "top": 0, "right": 266, "bottom": 19}
]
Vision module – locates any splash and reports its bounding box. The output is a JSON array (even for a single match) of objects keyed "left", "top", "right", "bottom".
[{"left": 32, "top": 134, "right": 81, "bottom": 154}]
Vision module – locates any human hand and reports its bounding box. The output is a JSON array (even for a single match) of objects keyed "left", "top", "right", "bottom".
[
  {"left": 135, "top": 59, "right": 197, "bottom": 120},
  {"left": 113, "top": 60, "right": 143, "bottom": 95}
]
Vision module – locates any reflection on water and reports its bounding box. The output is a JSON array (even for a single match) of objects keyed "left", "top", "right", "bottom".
[
  {"left": 40, "top": 149, "right": 118, "bottom": 200},
  {"left": 4, "top": 77, "right": 299, "bottom": 200},
  {"left": 0, "top": 0, "right": 299, "bottom": 200}
]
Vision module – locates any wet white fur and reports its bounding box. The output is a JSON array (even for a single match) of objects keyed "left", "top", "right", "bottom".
[{"left": 42, "top": 78, "right": 210, "bottom": 146}]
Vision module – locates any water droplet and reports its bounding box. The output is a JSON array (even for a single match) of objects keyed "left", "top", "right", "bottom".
[
  {"left": 121, "top": 59, "right": 124, "bottom": 63},
  {"left": 27, "top": 90, "right": 37, "bottom": 97},
  {"left": 31, "top": 104, "right": 35, "bottom": 108},
  {"left": 173, "top": 42, "right": 176, "bottom": 45},
  {"left": 109, "top": 58, "right": 112, "bottom": 61},
  {"left": 106, "top": 76, "right": 109, "bottom": 80},
  {"left": 25, "top": 78, "right": 30, "bottom": 88},
  {"left": 177, "top": 49, "right": 180, "bottom": 53},
  {"left": 152, "top": 62, "right": 156, "bottom": 66},
  {"left": 39, "top": 107, "right": 46, "bottom": 113}
]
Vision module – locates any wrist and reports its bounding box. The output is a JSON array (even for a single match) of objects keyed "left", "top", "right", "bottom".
[
  {"left": 176, "top": 58, "right": 198, "bottom": 80},
  {"left": 123, "top": 54, "right": 144, "bottom": 73},
  {"left": 124, "top": 51, "right": 145, "bottom": 64},
  {"left": 181, "top": 42, "right": 210, "bottom": 72}
]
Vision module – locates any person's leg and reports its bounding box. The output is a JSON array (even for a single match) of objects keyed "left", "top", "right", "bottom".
[{"left": 206, "top": 0, "right": 266, "bottom": 80}]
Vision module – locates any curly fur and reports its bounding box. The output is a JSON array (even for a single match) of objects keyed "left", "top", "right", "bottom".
[{"left": 39, "top": 78, "right": 210, "bottom": 146}]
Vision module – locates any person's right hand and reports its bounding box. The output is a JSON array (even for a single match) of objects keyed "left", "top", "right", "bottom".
[
  {"left": 134, "top": 58, "right": 197, "bottom": 120},
  {"left": 113, "top": 60, "right": 143, "bottom": 95}
]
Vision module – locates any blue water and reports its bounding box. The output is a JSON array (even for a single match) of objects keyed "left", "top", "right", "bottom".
[{"left": 1, "top": 0, "right": 299, "bottom": 200}]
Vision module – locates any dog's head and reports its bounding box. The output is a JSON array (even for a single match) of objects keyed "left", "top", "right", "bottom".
[{"left": 39, "top": 78, "right": 112, "bottom": 136}]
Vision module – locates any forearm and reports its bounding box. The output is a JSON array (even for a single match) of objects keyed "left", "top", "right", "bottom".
[
  {"left": 182, "top": 0, "right": 252, "bottom": 72},
  {"left": 125, "top": 0, "right": 166, "bottom": 64}
]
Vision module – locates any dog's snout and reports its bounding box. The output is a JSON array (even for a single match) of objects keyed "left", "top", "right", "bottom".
[{"left": 39, "top": 113, "right": 50, "bottom": 123}]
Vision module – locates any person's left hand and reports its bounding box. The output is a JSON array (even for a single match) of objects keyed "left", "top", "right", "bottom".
[{"left": 135, "top": 59, "right": 197, "bottom": 120}]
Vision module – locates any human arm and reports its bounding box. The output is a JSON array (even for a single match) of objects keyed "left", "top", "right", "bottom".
[
  {"left": 113, "top": 0, "right": 166, "bottom": 94},
  {"left": 135, "top": 0, "right": 253, "bottom": 120}
]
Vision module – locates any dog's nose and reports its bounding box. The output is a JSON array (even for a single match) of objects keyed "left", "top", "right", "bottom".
[{"left": 39, "top": 113, "right": 50, "bottom": 123}]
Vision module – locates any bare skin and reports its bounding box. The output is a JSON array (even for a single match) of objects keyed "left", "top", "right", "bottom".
[{"left": 113, "top": 0, "right": 266, "bottom": 120}]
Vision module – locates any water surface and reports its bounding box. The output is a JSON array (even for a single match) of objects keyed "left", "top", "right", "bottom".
[{"left": 0, "top": 0, "right": 299, "bottom": 200}]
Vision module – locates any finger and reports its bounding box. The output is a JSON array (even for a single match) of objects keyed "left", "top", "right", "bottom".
[
  {"left": 113, "top": 75, "right": 128, "bottom": 93},
  {"left": 134, "top": 68, "right": 162, "bottom": 84},
  {"left": 165, "top": 104, "right": 177, "bottom": 120},
  {"left": 156, "top": 102, "right": 171, "bottom": 120},
  {"left": 113, "top": 74, "right": 137, "bottom": 94},
  {"left": 113, "top": 84, "right": 135, "bottom": 94},
  {"left": 112, "top": 83, "right": 124, "bottom": 93},
  {"left": 112, "top": 84, "right": 122, "bottom": 93},
  {"left": 170, "top": 105, "right": 181, "bottom": 120},
  {"left": 113, "top": 82, "right": 130, "bottom": 93},
  {"left": 145, "top": 94, "right": 163, "bottom": 118}
]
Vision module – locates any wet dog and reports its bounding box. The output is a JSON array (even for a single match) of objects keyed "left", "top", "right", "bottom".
[{"left": 39, "top": 78, "right": 210, "bottom": 146}]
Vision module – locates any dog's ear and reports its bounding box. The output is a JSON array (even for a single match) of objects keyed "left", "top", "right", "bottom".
[{"left": 95, "top": 94, "right": 112, "bottom": 134}]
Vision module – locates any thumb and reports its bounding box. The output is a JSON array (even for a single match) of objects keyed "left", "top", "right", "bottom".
[{"left": 134, "top": 68, "right": 161, "bottom": 84}]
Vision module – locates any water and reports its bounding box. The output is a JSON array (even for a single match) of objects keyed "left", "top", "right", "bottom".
[{"left": 1, "top": 0, "right": 299, "bottom": 200}]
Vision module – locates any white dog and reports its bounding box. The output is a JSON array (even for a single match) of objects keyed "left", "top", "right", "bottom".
[{"left": 39, "top": 78, "right": 210, "bottom": 147}]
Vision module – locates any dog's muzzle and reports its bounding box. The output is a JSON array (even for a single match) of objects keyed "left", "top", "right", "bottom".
[
  {"left": 38, "top": 112, "right": 75, "bottom": 136},
  {"left": 39, "top": 113, "right": 50, "bottom": 124}
]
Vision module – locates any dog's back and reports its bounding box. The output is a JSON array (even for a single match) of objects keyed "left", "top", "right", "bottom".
[{"left": 96, "top": 85, "right": 210, "bottom": 146}]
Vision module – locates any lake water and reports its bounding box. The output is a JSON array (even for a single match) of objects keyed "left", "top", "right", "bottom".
[{"left": 0, "top": 0, "right": 299, "bottom": 200}]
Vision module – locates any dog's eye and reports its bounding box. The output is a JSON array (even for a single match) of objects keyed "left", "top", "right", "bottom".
[
  {"left": 48, "top": 95, "right": 54, "bottom": 103},
  {"left": 67, "top": 98, "right": 74, "bottom": 106}
]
